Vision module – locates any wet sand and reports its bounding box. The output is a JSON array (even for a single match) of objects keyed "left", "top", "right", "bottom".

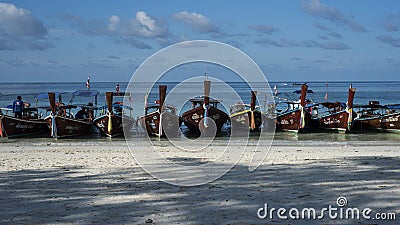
[{"left": 0, "top": 140, "right": 399, "bottom": 224}]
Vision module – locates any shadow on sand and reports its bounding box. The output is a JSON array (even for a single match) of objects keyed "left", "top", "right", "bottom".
[{"left": 0, "top": 156, "right": 399, "bottom": 224}]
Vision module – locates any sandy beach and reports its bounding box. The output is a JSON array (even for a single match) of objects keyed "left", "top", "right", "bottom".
[{"left": 0, "top": 140, "right": 399, "bottom": 224}]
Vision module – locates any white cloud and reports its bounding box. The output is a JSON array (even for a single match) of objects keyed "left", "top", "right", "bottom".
[
  {"left": 58, "top": 11, "right": 169, "bottom": 49},
  {"left": 0, "top": 2, "right": 47, "bottom": 37},
  {"left": 107, "top": 15, "right": 120, "bottom": 32},
  {"left": 136, "top": 11, "right": 157, "bottom": 32},
  {"left": 131, "top": 11, "right": 168, "bottom": 38},
  {"left": 172, "top": 11, "right": 218, "bottom": 33},
  {"left": 0, "top": 2, "right": 52, "bottom": 50},
  {"left": 107, "top": 11, "right": 169, "bottom": 39}
]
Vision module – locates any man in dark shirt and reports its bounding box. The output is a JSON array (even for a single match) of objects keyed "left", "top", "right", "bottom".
[
  {"left": 75, "top": 107, "right": 87, "bottom": 119},
  {"left": 13, "top": 96, "right": 24, "bottom": 119}
]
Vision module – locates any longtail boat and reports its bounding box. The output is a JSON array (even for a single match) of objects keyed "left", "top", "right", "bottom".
[
  {"left": 275, "top": 84, "right": 312, "bottom": 132},
  {"left": 181, "top": 80, "right": 229, "bottom": 136},
  {"left": 138, "top": 85, "right": 181, "bottom": 137},
  {"left": 0, "top": 93, "right": 54, "bottom": 138},
  {"left": 45, "top": 90, "right": 99, "bottom": 138},
  {"left": 317, "top": 86, "right": 356, "bottom": 132},
  {"left": 0, "top": 110, "right": 48, "bottom": 138},
  {"left": 93, "top": 92, "right": 135, "bottom": 137},
  {"left": 352, "top": 102, "right": 400, "bottom": 132},
  {"left": 229, "top": 91, "right": 262, "bottom": 132}
]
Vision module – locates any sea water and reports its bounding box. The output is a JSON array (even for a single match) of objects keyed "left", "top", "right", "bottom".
[{"left": 1, "top": 81, "right": 400, "bottom": 144}]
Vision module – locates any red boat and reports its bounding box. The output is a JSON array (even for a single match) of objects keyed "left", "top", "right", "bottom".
[
  {"left": 318, "top": 86, "right": 356, "bottom": 132},
  {"left": 353, "top": 102, "right": 400, "bottom": 132},
  {"left": 0, "top": 112, "right": 48, "bottom": 138},
  {"left": 138, "top": 85, "right": 181, "bottom": 137},
  {"left": 45, "top": 91, "right": 99, "bottom": 138},
  {"left": 0, "top": 94, "right": 53, "bottom": 138},
  {"left": 230, "top": 91, "right": 262, "bottom": 132},
  {"left": 93, "top": 92, "right": 135, "bottom": 137},
  {"left": 275, "top": 84, "right": 312, "bottom": 132},
  {"left": 181, "top": 80, "right": 230, "bottom": 136}
]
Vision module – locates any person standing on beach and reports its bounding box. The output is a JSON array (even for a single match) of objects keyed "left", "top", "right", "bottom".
[{"left": 13, "top": 96, "right": 24, "bottom": 119}]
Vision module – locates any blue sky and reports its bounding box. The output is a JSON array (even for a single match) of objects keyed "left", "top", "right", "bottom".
[{"left": 0, "top": 0, "right": 399, "bottom": 82}]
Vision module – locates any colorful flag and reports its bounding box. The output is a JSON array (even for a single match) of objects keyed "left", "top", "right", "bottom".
[
  {"left": 116, "top": 82, "right": 120, "bottom": 93},
  {"left": 86, "top": 76, "right": 90, "bottom": 89}
]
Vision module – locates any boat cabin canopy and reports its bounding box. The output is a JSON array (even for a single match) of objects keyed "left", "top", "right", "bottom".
[
  {"left": 111, "top": 92, "right": 131, "bottom": 97},
  {"left": 189, "top": 96, "right": 222, "bottom": 109},
  {"left": 72, "top": 90, "right": 100, "bottom": 97},
  {"left": 293, "top": 90, "right": 314, "bottom": 94},
  {"left": 320, "top": 102, "right": 346, "bottom": 108},
  {"left": 69, "top": 90, "right": 99, "bottom": 106},
  {"left": 145, "top": 104, "right": 178, "bottom": 114},
  {"left": 189, "top": 96, "right": 221, "bottom": 104},
  {"left": 353, "top": 104, "right": 385, "bottom": 109}
]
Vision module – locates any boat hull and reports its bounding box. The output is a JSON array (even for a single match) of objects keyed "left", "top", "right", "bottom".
[
  {"left": 353, "top": 113, "right": 400, "bottom": 132},
  {"left": 0, "top": 115, "right": 48, "bottom": 138},
  {"left": 318, "top": 111, "right": 350, "bottom": 132},
  {"left": 45, "top": 115, "right": 95, "bottom": 138},
  {"left": 276, "top": 108, "right": 311, "bottom": 132},
  {"left": 181, "top": 106, "right": 229, "bottom": 135},
  {"left": 93, "top": 114, "right": 134, "bottom": 137},
  {"left": 138, "top": 111, "right": 181, "bottom": 137},
  {"left": 230, "top": 110, "right": 262, "bottom": 132}
]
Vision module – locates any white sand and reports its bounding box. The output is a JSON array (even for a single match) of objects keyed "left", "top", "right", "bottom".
[{"left": 0, "top": 140, "right": 399, "bottom": 224}]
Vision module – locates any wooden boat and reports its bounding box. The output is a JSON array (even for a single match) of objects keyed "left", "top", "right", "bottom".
[
  {"left": 0, "top": 111, "right": 48, "bottom": 138},
  {"left": 138, "top": 85, "right": 181, "bottom": 137},
  {"left": 93, "top": 92, "right": 135, "bottom": 137},
  {"left": 181, "top": 80, "right": 230, "bottom": 136},
  {"left": 275, "top": 84, "right": 312, "bottom": 132},
  {"left": 0, "top": 94, "right": 54, "bottom": 138},
  {"left": 317, "top": 86, "right": 356, "bottom": 132},
  {"left": 45, "top": 90, "right": 99, "bottom": 138},
  {"left": 352, "top": 102, "right": 400, "bottom": 132},
  {"left": 229, "top": 91, "right": 262, "bottom": 132}
]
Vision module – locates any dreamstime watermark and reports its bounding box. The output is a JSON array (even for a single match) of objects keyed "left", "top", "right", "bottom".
[
  {"left": 123, "top": 40, "right": 275, "bottom": 186},
  {"left": 257, "top": 196, "right": 397, "bottom": 221}
]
